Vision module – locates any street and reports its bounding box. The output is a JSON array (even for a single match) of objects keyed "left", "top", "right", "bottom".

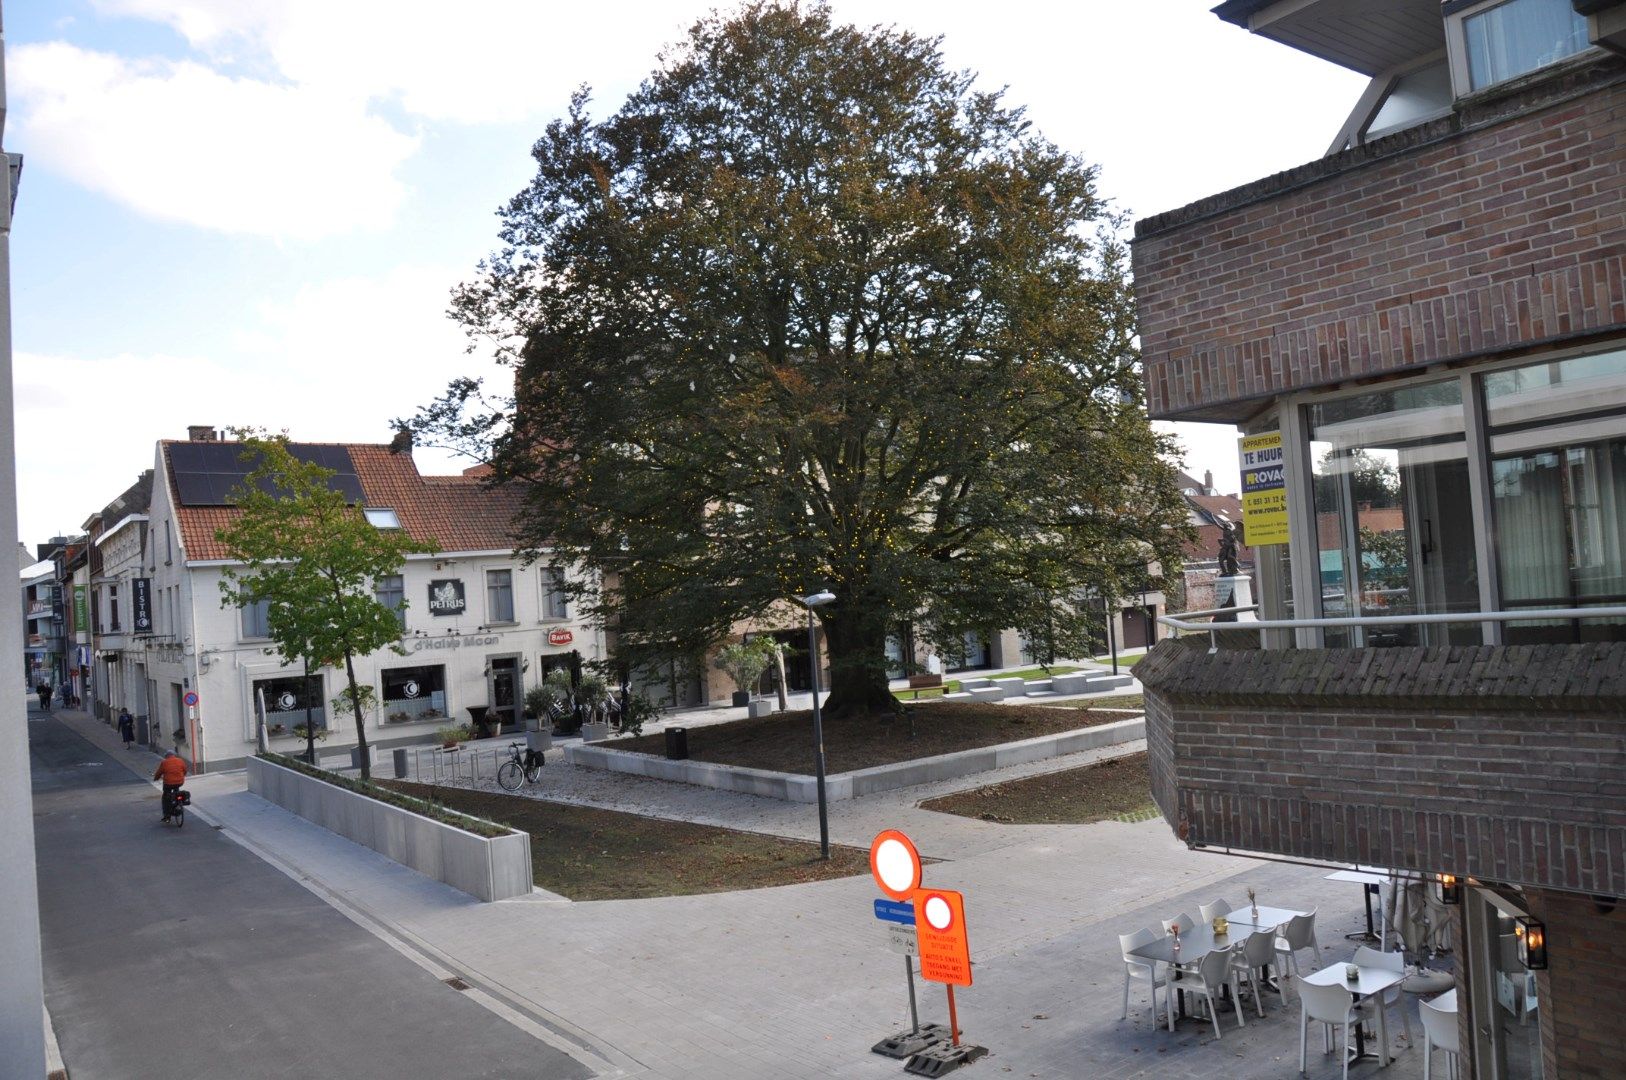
[{"left": 29, "top": 709, "right": 591, "bottom": 1080}]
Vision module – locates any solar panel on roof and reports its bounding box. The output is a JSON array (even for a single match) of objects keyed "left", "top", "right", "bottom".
[{"left": 170, "top": 442, "right": 366, "bottom": 506}]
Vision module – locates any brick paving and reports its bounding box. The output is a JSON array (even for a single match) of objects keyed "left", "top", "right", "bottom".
[{"left": 54, "top": 705, "right": 1439, "bottom": 1079}]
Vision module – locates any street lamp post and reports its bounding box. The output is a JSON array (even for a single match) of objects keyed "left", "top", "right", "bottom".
[{"left": 802, "top": 590, "right": 836, "bottom": 859}]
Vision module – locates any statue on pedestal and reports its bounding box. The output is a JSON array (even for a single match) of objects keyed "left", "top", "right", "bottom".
[{"left": 1217, "top": 518, "right": 1240, "bottom": 577}]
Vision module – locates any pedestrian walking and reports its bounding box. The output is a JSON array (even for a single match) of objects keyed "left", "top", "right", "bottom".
[{"left": 118, "top": 708, "right": 135, "bottom": 749}]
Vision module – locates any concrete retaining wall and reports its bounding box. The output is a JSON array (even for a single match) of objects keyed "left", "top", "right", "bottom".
[
  {"left": 246, "top": 756, "right": 533, "bottom": 902},
  {"left": 565, "top": 716, "right": 1145, "bottom": 803}
]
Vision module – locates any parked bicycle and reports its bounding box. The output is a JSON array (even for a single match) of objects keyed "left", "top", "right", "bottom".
[{"left": 496, "top": 741, "right": 545, "bottom": 791}]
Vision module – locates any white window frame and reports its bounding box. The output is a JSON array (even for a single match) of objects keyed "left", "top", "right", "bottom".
[
  {"left": 241, "top": 597, "right": 271, "bottom": 641},
  {"left": 541, "top": 565, "right": 569, "bottom": 621},
  {"left": 485, "top": 567, "right": 516, "bottom": 624},
  {"left": 374, "top": 573, "right": 406, "bottom": 628}
]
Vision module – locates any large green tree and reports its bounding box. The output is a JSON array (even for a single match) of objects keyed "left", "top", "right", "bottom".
[
  {"left": 410, "top": 2, "right": 1189, "bottom": 715},
  {"left": 216, "top": 434, "right": 437, "bottom": 778}
]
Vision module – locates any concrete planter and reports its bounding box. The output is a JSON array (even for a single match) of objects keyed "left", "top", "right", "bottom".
[
  {"left": 526, "top": 729, "right": 553, "bottom": 751},
  {"left": 246, "top": 756, "right": 532, "bottom": 902},
  {"left": 566, "top": 716, "right": 1145, "bottom": 803},
  {"left": 747, "top": 700, "right": 776, "bottom": 718},
  {"left": 580, "top": 722, "right": 612, "bottom": 743}
]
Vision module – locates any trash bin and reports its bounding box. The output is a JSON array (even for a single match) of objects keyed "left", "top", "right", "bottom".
[
  {"left": 665, "top": 727, "right": 689, "bottom": 760},
  {"left": 392, "top": 748, "right": 410, "bottom": 779}
]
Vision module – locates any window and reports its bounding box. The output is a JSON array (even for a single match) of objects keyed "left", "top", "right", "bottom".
[
  {"left": 1307, "top": 380, "right": 1481, "bottom": 647},
  {"left": 108, "top": 585, "right": 120, "bottom": 631},
  {"left": 486, "top": 568, "right": 514, "bottom": 623},
  {"left": 241, "top": 597, "right": 271, "bottom": 639},
  {"left": 1456, "top": 0, "right": 1589, "bottom": 92},
  {"left": 374, "top": 574, "right": 405, "bottom": 627},
  {"left": 1485, "top": 351, "right": 1626, "bottom": 643},
  {"left": 541, "top": 566, "right": 569, "bottom": 620},
  {"left": 164, "top": 520, "right": 173, "bottom": 564},
  {"left": 381, "top": 665, "right": 446, "bottom": 723},
  {"left": 364, "top": 507, "right": 400, "bottom": 529},
  {"left": 254, "top": 674, "right": 326, "bottom": 731}
]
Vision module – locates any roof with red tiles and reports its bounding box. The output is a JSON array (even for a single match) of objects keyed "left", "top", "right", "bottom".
[{"left": 162, "top": 440, "right": 528, "bottom": 562}]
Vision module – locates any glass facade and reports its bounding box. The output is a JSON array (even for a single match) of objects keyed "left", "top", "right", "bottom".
[
  {"left": 382, "top": 664, "right": 446, "bottom": 723},
  {"left": 255, "top": 674, "right": 325, "bottom": 730},
  {"left": 1285, "top": 347, "right": 1626, "bottom": 647},
  {"left": 1486, "top": 353, "right": 1626, "bottom": 643},
  {"left": 1307, "top": 380, "right": 1480, "bottom": 646}
]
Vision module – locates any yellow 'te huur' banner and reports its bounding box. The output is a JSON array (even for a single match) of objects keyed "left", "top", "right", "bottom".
[{"left": 1238, "top": 432, "right": 1289, "bottom": 547}]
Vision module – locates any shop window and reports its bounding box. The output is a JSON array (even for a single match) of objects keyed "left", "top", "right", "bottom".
[
  {"left": 381, "top": 665, "right": 447, "bottom": 723},
  {"left": 254, "top": 674, "right": 325, "bottom": 731},
  {"left": 487, "top": 569, "right": 514, "bottom": 623},
  {"left": 1307, "top": 380, "right": 1481, "bottom": 647}
]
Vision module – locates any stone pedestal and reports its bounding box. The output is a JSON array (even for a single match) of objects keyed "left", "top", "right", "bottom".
[{"left": 1212, "top": 574, "right": 1257, "bottom": 621}]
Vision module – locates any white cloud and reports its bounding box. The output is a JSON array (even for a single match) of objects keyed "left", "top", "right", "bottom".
[
  {"left": 90, "top": 0, "right": 690, "bottom": 125},
  {"left": 14, "top": 264, "right": 509, "bottom": 543},
  {"left": 10, "top": 41, "right": 419, "bottom": 240}
]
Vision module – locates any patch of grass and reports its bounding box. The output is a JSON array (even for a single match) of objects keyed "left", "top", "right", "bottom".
[
  {"left": 615, "top": 700, "right": 1126, "bottom": 774},
  {"left": 1078, "top": 693, "right": 1144, "bottom": 711},
  {"left": 382, "top": 781, "right": 869, "bottom": 900},
  {"left": 919, "top": 752, "right": 1155, "bottom": 825},
  {"left": 260, "top": 751, "right": 511, "bottom": 837},
  {"left": 1092, "top": 653, "right": 1145, "bottom": 667}
]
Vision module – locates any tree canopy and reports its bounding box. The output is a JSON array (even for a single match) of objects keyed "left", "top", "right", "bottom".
[
  {"left": 408, "top": 1, "right": 1190, "bottom": 715},
  {"left": 215, "top": 433, "right": 437, "bottom": 777}
]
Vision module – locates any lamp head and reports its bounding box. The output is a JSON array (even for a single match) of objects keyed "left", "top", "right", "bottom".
[{"left": 801, "top": 591, "right": 836, "bottom": 608}]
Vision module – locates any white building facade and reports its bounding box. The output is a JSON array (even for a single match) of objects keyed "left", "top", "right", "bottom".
[{"left": 136, "top": 430, "right": 603, "bottom": 772}]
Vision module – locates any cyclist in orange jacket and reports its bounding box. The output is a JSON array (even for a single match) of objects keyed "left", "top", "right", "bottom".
[{"left": 153, "top": 751, "right": 188, "bottom": 822}]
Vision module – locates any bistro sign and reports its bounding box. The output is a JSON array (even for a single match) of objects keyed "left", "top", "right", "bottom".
[
  {"left": 427, "top": 579, "right": 467, "bottom": 616},
  {"left": 404, "top": 635, "right": 498, "bottom": 653},
  {"left": 131, "top": 577, "right": 154, "bottom": 634}
]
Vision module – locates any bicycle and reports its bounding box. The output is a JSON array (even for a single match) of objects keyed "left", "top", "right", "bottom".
[
  {"left": 496, "top": 741, "right": 545, "bottom": 791},
  {"left": 162, "top": 786, "right": 189, "bottom": 828}
]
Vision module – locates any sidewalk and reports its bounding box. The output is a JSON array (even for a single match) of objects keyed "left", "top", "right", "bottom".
[{"left": 47, "top": 708, "right": 1397, "bottom": 1080}]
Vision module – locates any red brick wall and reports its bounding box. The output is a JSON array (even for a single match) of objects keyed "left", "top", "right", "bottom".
[
  {"left": 1137, "top": 641, "right": 1626, "bottom": 895},
  {"left": 1529, "top": 889, "right": 1626, "bottom": 1078},
  {"left": 1133, "top": 57, "right": 1626, "bottom": 421}
]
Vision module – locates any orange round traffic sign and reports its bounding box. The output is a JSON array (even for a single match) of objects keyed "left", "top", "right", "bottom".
[{"left": 869, "top": 829, "right": 922, "bottom": 901}]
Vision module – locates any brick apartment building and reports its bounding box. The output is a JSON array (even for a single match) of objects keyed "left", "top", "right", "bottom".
[{"left": 1134, "top": 2, "right": 1626, "bottom": 1077}]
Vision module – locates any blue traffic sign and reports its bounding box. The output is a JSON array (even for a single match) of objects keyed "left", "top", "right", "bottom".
[{"left": 874, "top": 898, "right": 916, "bottom": 925}]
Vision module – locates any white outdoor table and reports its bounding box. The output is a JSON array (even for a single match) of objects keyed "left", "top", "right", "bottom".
[
  {"left": 1304, "top": 962, "right": 1406, "bottom": 1063},
  {"left": 1327, "top": 869, "right": 1388, "bottom": 942},
  {"left": 1223, "top": 905, "right": 1306, "bottom": 931}
]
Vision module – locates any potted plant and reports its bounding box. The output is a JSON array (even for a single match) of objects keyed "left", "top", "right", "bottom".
[
  {"left": 523, "top": 684, "right": 554, "bottom": 751},
  {"left": 542, "top": 668, "right": 581, "bottom": 735},
  {"left": 577, "top": 674, "right": 612, "bottom": 741},
  {"left": 434, "top": 723, "right": 470, "bottom": 750},
  {"left": 268, "top": 723, "right": 287, "bottom": 736},
  {"left": 714, "top": 639, "right": 774, "bottom": 708}
]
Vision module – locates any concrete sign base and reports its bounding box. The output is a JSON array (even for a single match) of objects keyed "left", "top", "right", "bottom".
[
  {"left": 871, "top": 1022, "right": 949, "bottom": 1059},
  {"left": 904, "top": 1042, "right": 988, "bottom": 1076}
]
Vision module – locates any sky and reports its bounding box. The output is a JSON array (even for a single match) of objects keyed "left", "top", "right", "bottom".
[{"left": 5, "top": 0, "right": 1367, "bottom": 546}]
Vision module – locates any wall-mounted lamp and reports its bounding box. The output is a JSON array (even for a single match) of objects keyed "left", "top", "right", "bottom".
[
  {"left": 1515, "top": 916, "right": 1547, "bottom": 969},
  {"left": 522, "top": 659, "right": 530, "bottom": 673},
  {"left": 483, "top": 662, "right": 491, "bottom": 677},
  {"left": 1438, "top": 873, "right": 1461, "bottom": 905}
]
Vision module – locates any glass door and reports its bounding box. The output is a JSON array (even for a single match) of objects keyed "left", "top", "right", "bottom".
[
  {"left": 488, "top": 656, "right": 520, "bottom": 730},
  {"left": 1465, "top": 887, "right": 1544, "bottom": 1079}
]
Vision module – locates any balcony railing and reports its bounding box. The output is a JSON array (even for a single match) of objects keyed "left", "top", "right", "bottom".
[{"left": 1160, "top": 605, "right": 1626, "bottom": 652}]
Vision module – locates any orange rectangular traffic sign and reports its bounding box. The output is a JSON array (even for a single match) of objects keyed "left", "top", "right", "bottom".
[{"left": 913, "top": 889, "right": 972, "bottom": 986}]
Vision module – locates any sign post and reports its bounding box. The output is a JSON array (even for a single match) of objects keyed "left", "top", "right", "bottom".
[
  {"left": 868, "top": 831, "right": 949, "bottom": 1059},
  {"left": 866, "top": 830, "right": 987, "bottom": 1074}
]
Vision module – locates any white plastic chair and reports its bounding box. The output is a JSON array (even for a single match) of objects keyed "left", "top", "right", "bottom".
[
  {"left": 1199, "top": 899, "right": 1233, "bottom": 923},
  {"left": 1230, "top": 930, "right": 1278, "bottom": 1018},
  {"left": 1419, "top": 989, "right": 1460, "bottom": 1080},
  {"left": 1164, "top": 911, "right": 1196, "bottom": 936},
  {"left": 1299, "top": 980, "right": 1370, "bottom": 1080},
  {"left": 1118, "top": 927, "right": 1168, "bottom": 1024},
  {"left": 1176, "top": 943, "right": 1244, "bottom": 1038},
  {"left": 1275, "top": 910, "right": 1322, "bottom": 985},
  {"left": 1355, "top": 945, "right": 1408, "bottom": 1041}
]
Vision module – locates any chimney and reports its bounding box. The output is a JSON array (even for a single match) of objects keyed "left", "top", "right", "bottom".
[
  {"left": 1203, "top": 469, "right": 1214, "bottom": 494},
  {"left": 187, "top": 425, "right": 218, "bottom": 442}
]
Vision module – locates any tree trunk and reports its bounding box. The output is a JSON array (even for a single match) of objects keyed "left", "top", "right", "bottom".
[
  {"left": 771, "top": 644, "right": 789, "bottom": 711},
  {"left": 344, "top": 650, "right": 371, "bottom": 782},
  {"left": 819, "top": 608, "right": 900, "bottom": 718}
]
